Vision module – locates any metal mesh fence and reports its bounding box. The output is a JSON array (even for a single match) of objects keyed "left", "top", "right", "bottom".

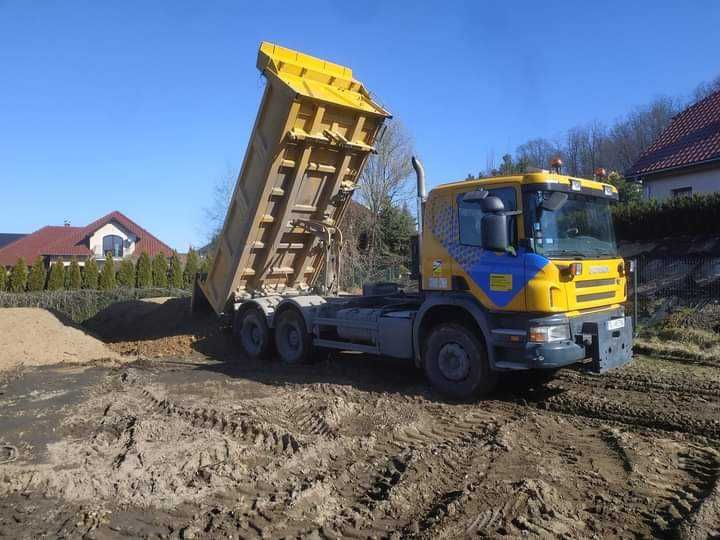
[{"left": 627, "top": 254, "right": 720, "bottom": 327}]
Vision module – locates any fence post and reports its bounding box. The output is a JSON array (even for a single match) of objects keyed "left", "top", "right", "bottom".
[{"left": 633, "top": 258, "right": 638, "bottom": 337}]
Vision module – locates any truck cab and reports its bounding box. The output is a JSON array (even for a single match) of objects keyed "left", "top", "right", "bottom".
[{"left": 418, "top": 170, "right": 632, "bottom": 390}]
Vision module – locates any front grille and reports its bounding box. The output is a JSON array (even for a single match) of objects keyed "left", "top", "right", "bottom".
[
  {"left": 576, "top": 291, "right": 615, "bottom": 302},
  {"left": 575, "top": 278, "right": 616, "bottom": 289}
]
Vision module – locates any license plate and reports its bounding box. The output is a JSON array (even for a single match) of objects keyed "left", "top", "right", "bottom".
[{"left": 606, "top": 318, "right": 625, "bottom": 331}]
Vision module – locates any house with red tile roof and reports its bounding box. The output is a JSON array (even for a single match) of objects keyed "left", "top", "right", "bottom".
[
  {"left": 626, "top": 89, "right": 720, "bottom": 200},
  {"left": 0, "top": 211, "right": 173, "bottom": 268}
]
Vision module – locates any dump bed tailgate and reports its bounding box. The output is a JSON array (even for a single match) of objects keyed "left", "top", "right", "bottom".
[{"left": 201, "top": 42, "right": 390, "bottom": 314}]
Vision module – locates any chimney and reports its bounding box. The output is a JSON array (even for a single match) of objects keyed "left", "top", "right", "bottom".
[{"left": 64, "top": 219, "right": 70, "bottom": 227}]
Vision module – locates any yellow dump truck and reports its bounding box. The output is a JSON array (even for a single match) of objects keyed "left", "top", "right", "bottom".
[{"left": 194, "top": 42, "right": 633, "bottom": 399}]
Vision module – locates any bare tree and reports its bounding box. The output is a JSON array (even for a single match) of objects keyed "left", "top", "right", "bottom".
[
  {"left": 693, "top": 75, "right": 720, "bottom": 102},
  {"left": 516, "top": 138, "right": 560, "bottom": 170},
  {"left": 202, "top": 164, "right": 238, "bottom": 250},
  {"left": 358, "top": 120, "right": 413, "bottom": 273}
]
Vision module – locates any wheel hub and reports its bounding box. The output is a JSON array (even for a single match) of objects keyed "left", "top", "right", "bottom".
[{"left": 437, "top": 342, "right": 471, "bottom": 381}]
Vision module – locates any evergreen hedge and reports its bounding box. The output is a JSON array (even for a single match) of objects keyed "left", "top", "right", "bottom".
[
  {"left": 613, "top": 192, "right": 720, "bottom": 241},
  {"left": 99, "top": 253, "right": 116, "bottom": 290},
  {"left": 152, "top": 253, "right": 168, "bottom": 287},
  {"left": 117, "top": 259, "right": 136, "bottom": 287},
  {"left": 0, "top": 287, "right": 190, "bottom": 323}
]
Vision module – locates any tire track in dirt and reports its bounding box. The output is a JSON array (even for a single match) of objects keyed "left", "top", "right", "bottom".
[
  {"left": 537, "top": 389, "right": 720, "bottom": 439},
  {"left": 652, "top": 446, "right": 720, "bottom": 537},
  {"left": 135, "top": 387, "right": 302, "bottom": 455},
  {"left": 557, "top": 370, "right": 720, "bottom": 399}
]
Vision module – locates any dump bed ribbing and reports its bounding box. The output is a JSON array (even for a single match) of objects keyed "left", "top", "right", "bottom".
[{"left": 200, "top": 42, "right": 390, "bottom": 314}]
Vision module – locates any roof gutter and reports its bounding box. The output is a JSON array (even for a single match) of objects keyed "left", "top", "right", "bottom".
[{"left": 626, "top": 155, "right": 720, "bottom": 181}]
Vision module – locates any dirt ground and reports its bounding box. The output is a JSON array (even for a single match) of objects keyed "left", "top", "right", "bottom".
[{"left": 1, "top": 299, "right": 720, "bottom": 539}]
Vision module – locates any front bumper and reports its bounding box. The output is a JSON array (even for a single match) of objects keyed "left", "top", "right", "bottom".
[{"left": 490, "top": 308, "right": 633, "bottom": 372}]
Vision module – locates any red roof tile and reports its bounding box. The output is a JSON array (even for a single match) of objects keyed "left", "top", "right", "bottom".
[
  {"left": 0, "top": 211, "right": 173, "bottom": 266},
  {"left": 627, "top": 90, "right": 720, "bottom": 178}
]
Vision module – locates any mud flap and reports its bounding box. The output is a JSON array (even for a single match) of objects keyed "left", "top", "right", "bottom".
[{"left": 584, "top": 316, "right": 633, "bottom": 373}]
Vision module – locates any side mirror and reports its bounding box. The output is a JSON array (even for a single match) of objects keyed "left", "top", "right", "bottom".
[
  {"left": 482, "top": 213, "right": 509, "bottom": 252},
  {"left": 462, "top": 189, "right": 488, "bottom": 203},
  {"left": 479, "top": 196, "right": 505, "bottom": 213}
]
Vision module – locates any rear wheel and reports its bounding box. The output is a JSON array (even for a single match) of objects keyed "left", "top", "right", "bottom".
[
  {"left": 424, "top": 323, "right": 497, "bottom": 400},
  {"left": 234, "top": 307, "right": 272, "bottom": 360},
  {"left": 274, "top": 308, "right": 313, "bottom": 364}
]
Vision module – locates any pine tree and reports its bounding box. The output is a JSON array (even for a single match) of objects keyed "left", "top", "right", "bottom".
[
  {"left": 9, "top": 258, "right": 28, "bottom": 292},
  {"left": 200, "top": 254, "right": 213, "bottom": 275},
  {"left": 27, "top": 256, "right": 47, "bottom": 291},
  {"left": 169, "top": 252, "right": 183, "bottom": 288},
  {"left": 136, "top": 252, "right": 152, "bottom": 288},
  {"left": 83, "top": 258, "right": 99, "bottom": 289},
  {"left": 47, "top": 262, "right": 65, "bottom": 291},
  {"left": 117, "top": 259, "right": 136, "bottom": 288},
  {"left": 0, "top": 265, "right": 7, "bottom": 291},
  {"left": 99, "top": 253, "right": 116, "bottom": 290},
  {"left": 183, "top": 248, "right": 199, "bottom": 289},
  {"left": 152, "top": 253, "right": 168, "bottom": 287},
  {"left": 67, "top": 258, "right": 82, "bottom": 289}
]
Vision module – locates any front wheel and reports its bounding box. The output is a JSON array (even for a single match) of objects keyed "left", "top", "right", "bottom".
[
  {"left": 424, "top": 323, "right": 497, "bottom": 400},
  {"left": 274, "top": 308, "right": 313, "bottom": 364}
]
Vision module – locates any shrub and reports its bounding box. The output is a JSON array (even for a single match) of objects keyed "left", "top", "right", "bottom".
[
  {"left": 136, "top": 252, "right": 152, "bottom": 288},
  {"left": 0, "top": 265, "right": 6, "bottom": 291},
  {"left": 27, "top": 256, "right": 47, "bottom": 291},
  {"left": 152, "top": 253, "right": 168, "bottom": 287},
  {"left": 117, "top": 259, "right": 136, "bottom": 288},
  {"left": 614, "top": 191, "right": 720, "bottom": 241},
  {"left": 67, "top": 258, "right": 82, "bottom": 289},
  {"left": 0, "top": 287, "right": 190, "bottom": 323},
  {"left": 99, "top": 253, "right": 116, "bottom": 290},
  {"left": 169, "top": 252, "right": 183, "bottom": 289},
  {"left": 83, "top": 258, "right": 99, "bottom": 289},
  {"left": 183, "top": 248, "right": 199, "bottom": 289},
  {"left": 46, "top": 262, "right": 65, "bottom": 291},
  {"left": 200, "top": 254, "right": 213, "bottom": 275},
  {"left": 9, "top": 258, "right": 28, "bottom": 292}
]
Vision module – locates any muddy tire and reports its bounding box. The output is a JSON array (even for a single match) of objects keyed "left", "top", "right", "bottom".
[
  {"left": 274, "top": 308, "right": 313, "bottom": 364},
  {"left": 234, "top": 307, "right": 272, "bottom": 360},
  {"left": 424, "top": 323, "right": 497, "bottom": 400}
]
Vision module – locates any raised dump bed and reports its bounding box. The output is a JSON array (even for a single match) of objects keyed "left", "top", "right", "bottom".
[{"left": 199, "top": 42, "right": 390, "bottom": 315}]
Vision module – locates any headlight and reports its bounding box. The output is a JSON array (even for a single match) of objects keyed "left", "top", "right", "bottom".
[{"left": 528, "top": 324, "right": 571, "bottom": 343}]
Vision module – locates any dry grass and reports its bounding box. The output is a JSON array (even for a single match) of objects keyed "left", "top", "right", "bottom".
[{"left": 637, "top": 310, "right": 720, "bottom": 366}]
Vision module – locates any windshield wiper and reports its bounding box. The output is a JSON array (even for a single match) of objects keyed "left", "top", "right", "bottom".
[{"left": 542, "top": 249, "right": 585, "bottom": 259}]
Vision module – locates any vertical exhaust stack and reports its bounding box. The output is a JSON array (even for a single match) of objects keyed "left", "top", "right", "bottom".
[
  {"left": 412, "top": 156, "right": 426, "bottom": 239},
  {"left": 412, "top": 156, "right": 426, "bottom": 286}
]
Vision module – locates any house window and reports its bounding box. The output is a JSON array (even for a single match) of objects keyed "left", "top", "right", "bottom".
[
  {"left": 672, "top": 187, "right": 692, "bottom": 198},
  {"left": 103, "top": 235, "right": 124, "bottom": 257}
]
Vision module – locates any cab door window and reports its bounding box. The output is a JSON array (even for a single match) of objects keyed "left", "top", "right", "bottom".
[{"left": 457, "top": 187, "right": 517, "bottom": 247}]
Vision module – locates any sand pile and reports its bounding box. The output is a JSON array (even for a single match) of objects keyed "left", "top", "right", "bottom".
[
  {"left": 0, "top": 308, "right": 119, "bottom": 370},
  {"left": 83, "top": 297, "right": 233, "bottom": 359}
]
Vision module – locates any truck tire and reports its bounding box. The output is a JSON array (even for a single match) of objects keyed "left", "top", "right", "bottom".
[
  {"left": 234, "top": 307, "right": 272, "bottom": 360},
  {"left": 424, "top": 323, "right": 497, "bottom": 400},
  {"left": 274, "top": 308, "right": 313, "bottom": 364}
]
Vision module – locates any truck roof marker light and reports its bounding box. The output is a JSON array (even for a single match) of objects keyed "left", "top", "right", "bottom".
[
  {"left": 603, "top": 185, "right": 614, "bottom": 197},
  {"left": 570, "top": 179, "right": 581, "bottom": 191},
  {"left": 550, "top": 157, "right": 563, "bottom": 174}
]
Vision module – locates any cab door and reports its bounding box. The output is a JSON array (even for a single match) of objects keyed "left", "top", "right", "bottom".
[{"left": 453, "top": 185, "right": 527, "bottom": 311}]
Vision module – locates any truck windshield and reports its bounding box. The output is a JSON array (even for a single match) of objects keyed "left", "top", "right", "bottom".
[{"left": 524, "top": 190, "right": 617, "bottom": 258}]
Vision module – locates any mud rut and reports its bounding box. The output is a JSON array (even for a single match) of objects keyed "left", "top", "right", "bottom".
[{"left": 2, "top": 356, "right": 720, "bottom": 539}]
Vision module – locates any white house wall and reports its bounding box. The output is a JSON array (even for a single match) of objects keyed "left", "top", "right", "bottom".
[
  {"left": 88, "top": 222, "right": 137, "bottom": 258},
  {"left": 645, "top": 167, "right": 720, "bottom": 200}
]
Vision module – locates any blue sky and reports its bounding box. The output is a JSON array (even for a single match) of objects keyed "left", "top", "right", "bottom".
[{"left": 1, "top": 0, "right": 719, "bottom": 250}]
